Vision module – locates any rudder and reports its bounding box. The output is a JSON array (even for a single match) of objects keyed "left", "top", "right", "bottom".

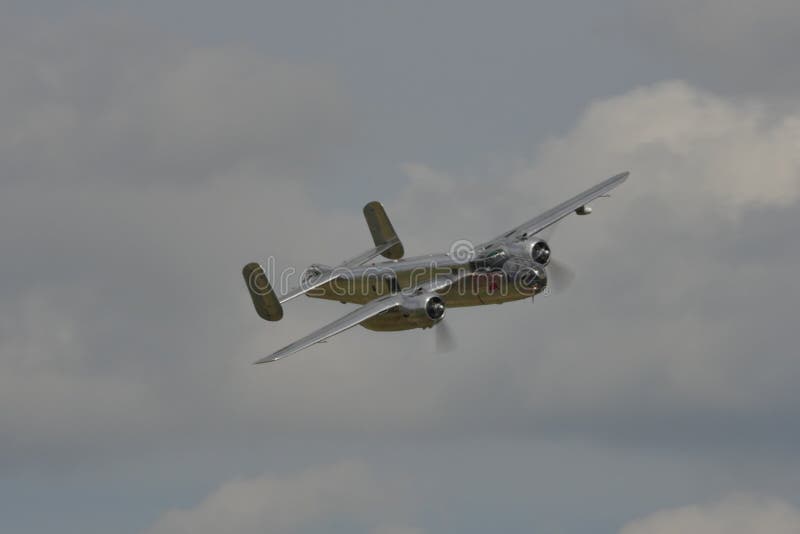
[
  {"left": 242, "top": 263, "right": 284, "bottom": 321},
  {"left": 363, "top": 201, "right": 404, "bottom": 259}
]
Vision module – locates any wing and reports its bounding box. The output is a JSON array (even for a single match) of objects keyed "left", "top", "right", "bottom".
[
  {"left": 482, "top": 172, "right": 629, "bottom": 246},
  {"left": 255, "top": 294, "right": 404, "bottom": 363},
  {"left": 257, "top": 271, "right": 468, "bottom": 364}
]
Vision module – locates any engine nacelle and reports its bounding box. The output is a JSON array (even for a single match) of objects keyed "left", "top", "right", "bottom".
[
  {"left": 472, "top": 239, "right": 551, "bottom": 272},
  {"left": 360, "top": 293, "right": 445, "bottom": 331},
  {"left": 502, "top": 257, "right": 548, "bottom": 294},
  {"left": 398, "top": 293, "right": 445, "bottom": 326},
  {"left": 497, "top": 239, "right": 551, "bottom": 266}
]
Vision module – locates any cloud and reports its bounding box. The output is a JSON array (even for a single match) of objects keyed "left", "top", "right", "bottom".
[
  {"left": 369, "top": 527, "right": 425, "bottom": 534},
  {"left": 619, "top": 495, "right": 800, "bottom": 534},
  {"left": 392, "top": 81, "right": 800, "bottom": 256},
  {"left": 388, "top": 80, "right": 800, "bottom": 447},
  {"left": 0, "top": 15, "right": 348, "bottom": 186},
  {"left": 626, "top": 1, "right": 800, "bottom": 94},
  {"left": 631, "top": 0, "right": 800, "bottom": 51},
  {"left": 4, "top": 9, "right": 800, "bottom": 534},
  {"left": 527, "top": 80, "right": 800, "bottom": 214},
  {"left": 2, "top": 13, "right": 800, "bottom": 479},
  {"left": 0, "top": 15, "right": 355, "bottom": 474},
  {"left": 511, "top": 81, "right": 800, "bottom": 438},
  {"left": 143, "top": 461, "right": 421, "bottom": 534}
]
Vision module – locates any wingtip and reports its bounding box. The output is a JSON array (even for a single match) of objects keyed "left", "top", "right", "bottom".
[
  {"left": 253, "top": 355, "right": 280, "bottom": 364},
  {"left": 610, "top": 171, "right": 630, "bottom": 185}
]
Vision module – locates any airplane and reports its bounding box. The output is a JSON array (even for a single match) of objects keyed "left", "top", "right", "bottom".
[{"left": 243, "top": 172, "right": 629, "bottom": 363}]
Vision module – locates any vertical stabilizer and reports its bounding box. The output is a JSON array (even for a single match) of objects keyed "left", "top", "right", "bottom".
[
  {"left": 363, "top": 201, "right": 404, "bottom": 259},
  {"left": 242, "top": 263, "right": 284, "bottom": 321}
]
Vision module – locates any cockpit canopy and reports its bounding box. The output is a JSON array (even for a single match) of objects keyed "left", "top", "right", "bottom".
[{"left": 471, "top": 248, "right": 508, "bottom": 270}]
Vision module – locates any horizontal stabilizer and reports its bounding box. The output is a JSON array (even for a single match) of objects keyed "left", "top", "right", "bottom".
[
  {"left": 363, "top": 201, "right": 404, "bottom": 259},
  {"left": 277, "top": 239, "right": 403, "bottom": 305},
  {"left": 242, "top": 263, "right": 284, "bottom": 321}
]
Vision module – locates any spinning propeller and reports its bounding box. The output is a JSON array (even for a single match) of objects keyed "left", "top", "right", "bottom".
[
  {"left": 534, "top": 222, "right": 575, "bottom": 299},
  {"left": 542, "top": 258, "right": 575, "bottom": 296},
  {"left": 435, "top": 320, "right": 456, "bottom": 353}
]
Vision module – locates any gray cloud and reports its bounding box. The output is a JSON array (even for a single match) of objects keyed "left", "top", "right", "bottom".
[
  {"left": 0, "top": 15, "right": 354, "bottom": 475},
  {"left": 626, "top": 1, "right": 800, "bottom": 95},
  {"left": 385, "top": 80, "right": 800, "bottom": 449},
  {"left": 0, "top": 15, "right": 349, "bottom": 187},
  {"left": 619, "top": 494, "right": 800, "bottom": 534},
  {"left": 632, "top": 0, "right": 800, "bottom": 52},
  {"left": 3, "top": 10, "right": 800, "bottom": 534},
  {"left": 4, "top": 26, "right": 800, "bottom": 479}
]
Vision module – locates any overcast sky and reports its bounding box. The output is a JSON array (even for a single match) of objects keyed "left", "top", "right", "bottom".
[{"left": 2, "top": 2, "right": 800, "bottom": 533}]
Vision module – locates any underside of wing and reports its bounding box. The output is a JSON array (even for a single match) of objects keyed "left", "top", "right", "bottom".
[
  {"left": 482, "top": 172, "right": 629, "bottom": 247},
  {"left": 255, "top": 294, "right": 404, "bottom": 363}
]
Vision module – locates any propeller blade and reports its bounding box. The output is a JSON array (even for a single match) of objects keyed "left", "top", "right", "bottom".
[
  {"left": 546, "top": 259, "right": 575, "bottom": 294},
  {"left": 435, "top": 320, "right": 456, "bottom": 353}
]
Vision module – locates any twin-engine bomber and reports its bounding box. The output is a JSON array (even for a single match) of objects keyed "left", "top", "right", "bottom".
[{"left": 243, "top": 172, "right": 629, "bottom": 363}]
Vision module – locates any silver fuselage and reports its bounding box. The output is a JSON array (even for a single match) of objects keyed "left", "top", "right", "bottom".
[{"left": 305, "top": 251, "right": 539, "bottom": 330}]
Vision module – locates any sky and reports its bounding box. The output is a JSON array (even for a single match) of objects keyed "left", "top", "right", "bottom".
[{"left": 1, "top": 1, "right": 800, "bottom": 533}]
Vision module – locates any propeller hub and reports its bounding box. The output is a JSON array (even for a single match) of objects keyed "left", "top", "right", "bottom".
[
  {"left": 530, "top": 240, "right": 551, "bottom": 265},
  {"left": 502, "top": 258, "right": 548, "bottom": 293},
  {"left": 520, "top": 264, "right": 548, "bottom": 292},
  {"left": 425, "top": 296, "right": 445, "bottom": 320}
]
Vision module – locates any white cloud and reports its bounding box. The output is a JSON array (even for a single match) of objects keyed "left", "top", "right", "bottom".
[
  {"left": 620, "top": 495, "right": 800, "bottom": 534},
  {"left": 388, "top": 80, "right": 800, "bottom": 435},
  {"left": 527, "top": 80, "right": 800, "bottom": 214},
  {"left": 393, "top": 81, "right": 800, "bottom": 255},
  {"left": 506, "top": 81, "right": 800, "bottom": 414},
  {"left": 143, "top": 461, "right": 421, "bottom": 534}
]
